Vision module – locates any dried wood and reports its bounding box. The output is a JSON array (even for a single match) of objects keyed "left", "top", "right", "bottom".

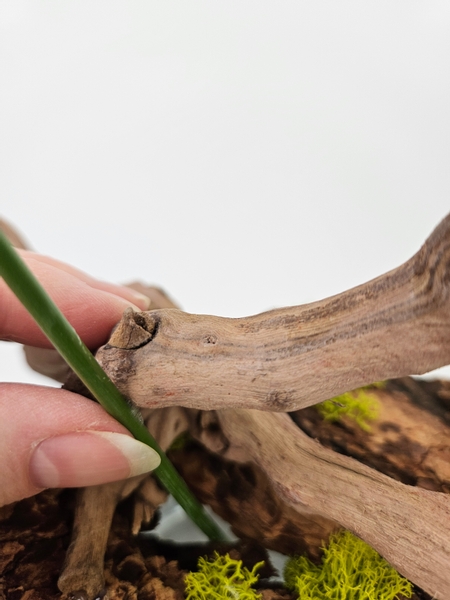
[
  {"left": 3, "top": 216, "right": 450, "bottom": 598},
  {"left": 97, "top": 214, "right": 450, "bottom": 413},
  {"left": 92, "top": 214, "right": 450, "bottom": 598},
  {"left": 55, "top": 289, "right": 183, "bottom": 598},
  {"left": 217, "top": 408, "right": 450, "bottom": 596}
]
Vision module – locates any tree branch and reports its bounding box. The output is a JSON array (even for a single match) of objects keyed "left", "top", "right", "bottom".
[
  {"left": 97, "top": 213, "right": 450, "bottom": 412},
  {"left": 214, "top": 408, "right": 450, "bottom": 597}
]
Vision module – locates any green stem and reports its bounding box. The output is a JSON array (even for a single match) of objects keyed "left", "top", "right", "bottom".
[{"left": 0, "top": 231, "right": 226, "bottom": 541}]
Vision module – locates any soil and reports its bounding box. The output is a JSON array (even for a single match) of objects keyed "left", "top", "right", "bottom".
[{"left": 0, "top": 489, "right": 292, "bottom": 600}]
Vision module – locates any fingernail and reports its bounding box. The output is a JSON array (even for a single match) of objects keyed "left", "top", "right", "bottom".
[
  {"left": 30, "top": 431, "right": 160, "bottom": 489},
  {"left": 125, "top": 290, "right": 151, "bottom": 310}
]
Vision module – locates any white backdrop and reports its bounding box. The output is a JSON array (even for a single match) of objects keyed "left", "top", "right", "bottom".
[{"left": 1, "top": 1, "right": 449, "bottom": 385}]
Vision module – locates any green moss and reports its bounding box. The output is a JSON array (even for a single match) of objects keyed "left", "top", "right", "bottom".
[
  {"left": 284, "top": 530, "right": 413, "bottom": 600},
  {"left": 184, "top": 552, "right": 264, "bottom": 600},
  {"left": 316, "top": 385, "right": 383, "bottom": 432}
]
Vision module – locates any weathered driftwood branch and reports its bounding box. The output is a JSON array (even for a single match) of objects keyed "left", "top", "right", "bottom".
[
  {"left": 214, "top": 408, "right": 450, "bottom": 598},
  {"left": 170, "top": 379, "right": 450, "bottom": 556},
  {"left": 58, "top": 480, "right": 135, "bottom": 599},
  {"left": 174, "top": 379, "right": 450, "bottom": 597},
  {"left": 97, "top": 213, "right": 450, "bottom": 412},
  {"left": 23, "top": 284, "right": 180, "bottom": 383}
]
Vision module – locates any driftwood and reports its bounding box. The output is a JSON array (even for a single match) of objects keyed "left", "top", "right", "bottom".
[
  {"left": 97, "top": 213, "right": 450, "bottom": 413},
  {"left": 93, "top": 214, "right": 450, "bottom": 599},
  {"left": 2, "top": 216, "right": 450, "bottom": 598},
  {"left": 172, "top": 379, "right": 450, "bottom": 549}
]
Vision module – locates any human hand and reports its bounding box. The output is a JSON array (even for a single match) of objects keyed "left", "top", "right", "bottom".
[{"left": 0, "top": 250, "right": 161, "bottom": 507}]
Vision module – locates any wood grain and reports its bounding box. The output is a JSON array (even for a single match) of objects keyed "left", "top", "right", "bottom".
[
  {"left": 97, "top": 213, "right": 450, "bottom": 412},
  {"left": 216, "top": 408, "right": 450, "bottom": 598}
]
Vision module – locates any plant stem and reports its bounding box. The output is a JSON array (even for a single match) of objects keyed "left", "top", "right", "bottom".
[{"left": 0, "top": 231, "right": 226, "bottom": 541}]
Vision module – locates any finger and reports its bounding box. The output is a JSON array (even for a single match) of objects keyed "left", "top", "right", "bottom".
[
  {"left": 22, "top": 251, "right": 151, "bottom": 309},
  {"left": 0, "top": 252, "right": 149, "bottom": 348},
  {"left": 0, "top": 383, "right": 160, "bottom": 507}
]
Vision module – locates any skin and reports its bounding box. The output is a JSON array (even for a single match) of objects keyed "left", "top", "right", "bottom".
[{"left": 0, "top": 252, "right": 156, "bottom": 507}]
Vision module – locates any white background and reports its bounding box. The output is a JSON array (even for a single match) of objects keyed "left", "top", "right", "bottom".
[{"left": 1, "top": 1, "right": 450, "bottom": 385}]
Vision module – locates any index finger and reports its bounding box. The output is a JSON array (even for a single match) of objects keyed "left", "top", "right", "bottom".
[{"left": 0, "top": 251, "right": 149, "bottom": 349}]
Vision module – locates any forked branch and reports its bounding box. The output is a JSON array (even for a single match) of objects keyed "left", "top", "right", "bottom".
[
  {"left": 93, "top": 213, "right": 450, "bottom": 598},
  {"left": 215, "top": 408, "right": 450, "bottom": 598}
]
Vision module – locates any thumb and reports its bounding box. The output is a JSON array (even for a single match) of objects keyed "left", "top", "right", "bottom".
[{"left": 0, "top": 384, "right": 160, "bottom": 507}]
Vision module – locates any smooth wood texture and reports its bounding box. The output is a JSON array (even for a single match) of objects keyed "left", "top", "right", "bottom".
[
  {"left": 97, "top": 213, "right": 450, "bottom": 412},
  {"left": 58, "top": 482, "right": 126, "bottom": 598},
  {"left": 217, "top": 408, "right": 450, "bottom": 598}
]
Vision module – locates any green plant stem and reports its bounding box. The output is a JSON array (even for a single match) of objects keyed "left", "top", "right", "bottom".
[{"left": 0, "top": 231, "right": 226, "bottom": 541}]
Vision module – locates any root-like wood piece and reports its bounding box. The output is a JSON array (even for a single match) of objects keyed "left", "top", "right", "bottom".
[
  {"left": 57, "top": 481, "right": 132, "bottom": 599},
  {"left": 57, "top": 382, "right": 450, "bottom": 598},
  {"left": 91, "top": 214, "right": 450, "bottom": 598},
  {"left": 216, "top": 408, "right": 450, "bottom": 598},
  {"left": 55, "top": 286, "right": 184, "bottom": 599},
  {"left": 57, "top": 407, "right": 188, "bottom": 599},
  {"left": 169, "top": 437, "right": 339, "bottom": 560}
]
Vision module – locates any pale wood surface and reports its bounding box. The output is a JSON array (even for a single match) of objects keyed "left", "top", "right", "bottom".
[
  {"left": 97, "top": 213, "right": 450, "bottom": 413},
  {"left": 216, "top": 408, "right": 450, "bottom": 597}
]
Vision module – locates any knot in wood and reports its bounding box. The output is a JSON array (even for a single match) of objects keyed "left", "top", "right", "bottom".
[
  {"left": 108, "top": 308, "right": 157, "bottom": 350},
  {"left": 202, "top": 334, "right": 218, "bottom": 346}
]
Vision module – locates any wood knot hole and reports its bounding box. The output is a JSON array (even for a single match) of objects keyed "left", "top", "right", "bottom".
[{"left": 203, "top": 334, "right": 217, "bottom": 346}]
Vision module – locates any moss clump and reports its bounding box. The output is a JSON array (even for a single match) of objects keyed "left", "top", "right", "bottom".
[
  {"left": 316, "top": 385, "right": 383, "bottom": 431},
  {"left": 284, "top": 530, "right": 413, "bottom": 600},
  {"left": 184, "top": 552, "right": 264, "bottom": 600}
]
